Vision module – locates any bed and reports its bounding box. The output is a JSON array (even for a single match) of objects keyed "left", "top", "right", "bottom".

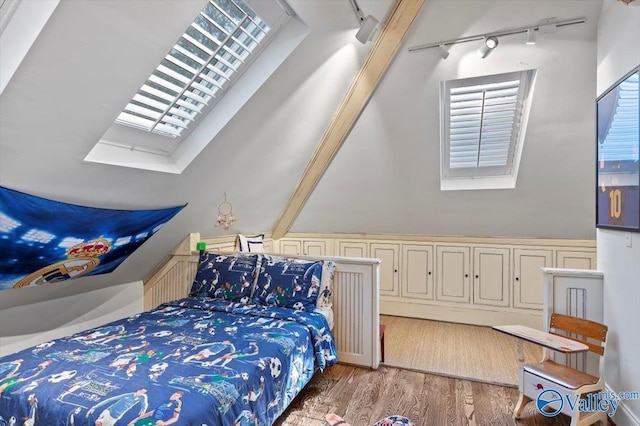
[{"left": 0, "top": 251, "right": 338, "bottom": 425}]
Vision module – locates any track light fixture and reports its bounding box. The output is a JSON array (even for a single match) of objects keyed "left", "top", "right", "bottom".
[
  {"left": 348, "top": 0, "right": 379, "bottom": 43},
  {"left": 437, "top": 44, "right": 450, "bottom": 60},
  {"left": 478, "top": 36, "right": 498, "bottom": 58},
  {"left": 526, "top": 28, "right": 537, "bottom": 45},
  {"left": 407, "top": 17, "right": 586, "bottom": 56}
]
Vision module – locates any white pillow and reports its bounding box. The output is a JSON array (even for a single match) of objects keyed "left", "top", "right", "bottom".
[{"left": 238, "top": 234, "right": 265, "bottom": 253}]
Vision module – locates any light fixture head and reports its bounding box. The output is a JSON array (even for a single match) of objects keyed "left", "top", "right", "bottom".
[
  {"left": 437, "top": 43, "right": 449, "bottom": 60},
  {"left": 526, "top": 28, "right": 537, "bottom": 45},
  {"left": 478, "top": 36, "right": 499, "bottom": 58},
  {"left": 355, "top": 14, "right": 379, "bottom": 43}
]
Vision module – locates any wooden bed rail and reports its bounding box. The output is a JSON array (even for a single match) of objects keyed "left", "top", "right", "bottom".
[{"left": 143, "top": 233, "right": 382, "bottom": 369}]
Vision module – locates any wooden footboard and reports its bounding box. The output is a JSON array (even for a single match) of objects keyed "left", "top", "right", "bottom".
[{"left": 144, "top": 233, "right": 381, "bottom": 369}]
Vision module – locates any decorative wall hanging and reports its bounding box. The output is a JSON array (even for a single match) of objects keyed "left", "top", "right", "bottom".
[
  {"left": 215, "top": 193, "right": 236, "bottom": 230},
  {"left": 0, "top": 186, "right": 185, "bottom": 290}
]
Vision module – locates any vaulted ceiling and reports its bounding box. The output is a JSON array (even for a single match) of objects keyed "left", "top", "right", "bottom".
[{"left": 0, "top": 0, "right": 605, "bottom": 289}]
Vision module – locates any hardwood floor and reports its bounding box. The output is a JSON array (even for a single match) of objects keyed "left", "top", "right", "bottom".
[{"left": 276, "top": 364, "right": 576, "bottom": 426}]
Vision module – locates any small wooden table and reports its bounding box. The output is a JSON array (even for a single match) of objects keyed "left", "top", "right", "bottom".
[{"left": 492, "top": 325, "right": 589, "bottom": 393}]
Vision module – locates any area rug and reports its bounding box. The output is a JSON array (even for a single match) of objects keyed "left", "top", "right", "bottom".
[{"left": 380, "top": 315, "right": 542, "bottom": 387}]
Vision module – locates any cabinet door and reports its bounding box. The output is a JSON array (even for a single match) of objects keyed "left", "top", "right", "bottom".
[
  {"left": 371, "top": 243, "right": 400, "bottom": 297},
  {"left": 436, "top": 245, "right": 470, "bottom": 303},
  {"left": 473, "top": 247, "right": 510, "bottom": 307},
  {"left": 402, "top": 244, "right": 434, "bottom": 300},
  {"left": 208, "top": 242, "right": 236, "bottom": 252},
  {"left": 337, "top": 240, "right": 369, "bottom": 258},
  {"left": 279, "top": 239, "right": 302, "bottom": 255},
  {"left": 303, "top": 239, "right": 329, "bottom": 256},
  {"left": 513, "top": 248, "right": 553, "bottom": 309},
  {"left": 556, "top": 250, "right": 596, "bottom": 270},
  {"left": 262, "top": 239, "right": 274, "bottom": 253}
]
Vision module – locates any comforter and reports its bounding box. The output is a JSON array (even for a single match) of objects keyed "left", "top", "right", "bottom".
[{"left": 0, "top": 297, "right": 337, "bottom": 425}]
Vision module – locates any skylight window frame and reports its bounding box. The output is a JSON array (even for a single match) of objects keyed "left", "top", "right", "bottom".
[
  {"left": 87, "top": 0, "right": 305, "bottom": 174},
  {"left": 114, "top": 0, "right": 273, "bottom": 141},
  {"left": 440, "top": 69, "right": 537, "bottom": 190}
]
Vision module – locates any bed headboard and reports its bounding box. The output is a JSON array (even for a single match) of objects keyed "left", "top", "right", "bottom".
[{"left": 144, "top": 234, "right": 381, "bottom": 369}]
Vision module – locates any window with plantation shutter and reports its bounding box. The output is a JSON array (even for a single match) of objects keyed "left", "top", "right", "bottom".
[
  {"left": 87, "top": 0, "right": 301, "bottom": 174},
  {"left": 116, "top": 0, "right": 271, "bottom": 139},
  {"left": 440, "top": 70, "right": 537, "bottom": 190}
]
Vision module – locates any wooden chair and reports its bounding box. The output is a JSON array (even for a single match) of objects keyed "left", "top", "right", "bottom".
[{"left": 514, "top": 313, "right": 608, "bottom": 426}]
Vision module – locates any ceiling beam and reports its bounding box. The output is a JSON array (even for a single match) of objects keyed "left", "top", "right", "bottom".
[{"left": 271, "top": 0, "right": 426, "bottom": 240}]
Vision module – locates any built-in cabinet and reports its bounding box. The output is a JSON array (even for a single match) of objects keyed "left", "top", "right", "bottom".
[
  {"left": 436, "top": 245, "right": 471, "bottom": 303},
  {"left": 473, "top": 247, "right": 510, "bottom": 308},
  {"left": 401, "top": 244, "right": 434, "bottom": 301},
  {"left": 266, "top": 233, "right": 596, "bottom": 328},
  {"left": 336, "top": 240, "right": 368, "bottom": 258},
  {"left": 513, "top": 248, "right": 553, "bottom": 309},
  {"left": 371, "top": 243, "right": 400, "bottom": 297},
  {"left": 556, "top": 249, "right": 596, "bottom": 270},
  {"left": 276, "top": 238, "right": 331, "bottom": 256}
]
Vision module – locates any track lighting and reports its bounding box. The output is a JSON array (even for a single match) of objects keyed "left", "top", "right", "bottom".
[
  {"left": 478, "top": 36, "right": 498, "bottom": 58},
  {"left": 356, "top": 15, "right": 379, "bottom": 43},
  {"left": 349, "top": 0, "right": 379, "bottom": 43},
  {"left": 407, "top": 17, "right": 586, "bottom": 55},
  {"left": 437, "top": 44, "right": 450, "bottom": 60},
  {"left": 526, "top": 28, "right": 537, "bottom": 45}
]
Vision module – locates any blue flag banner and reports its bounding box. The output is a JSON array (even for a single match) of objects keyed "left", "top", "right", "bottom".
[{"left": 0, "top": 186, "right": 185, "bottom": 290}]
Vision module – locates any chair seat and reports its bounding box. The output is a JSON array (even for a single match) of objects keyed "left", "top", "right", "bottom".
[{"left": 524, "top": 360, "right": 599, "bottom": 390}]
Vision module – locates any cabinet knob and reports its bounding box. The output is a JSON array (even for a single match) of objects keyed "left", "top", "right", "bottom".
[
  {"left": 465, "top": 274, "right": 469, "bottom": 278},
  {"left": 475, "top": 275, "right": 479, "bottom": 279},
  {"left": 428, "top": 271, "right": 432, "bottom": 275},
  {"left": 515, "top": 277, "right": 519, "bottom": 281},
  {"left": 394, "top": 269, "right": 398, "bottom": 273}
]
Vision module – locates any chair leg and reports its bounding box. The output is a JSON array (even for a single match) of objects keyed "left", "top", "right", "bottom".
[{"left": 514, "top": 392, "right": 531, "bottom": 420}]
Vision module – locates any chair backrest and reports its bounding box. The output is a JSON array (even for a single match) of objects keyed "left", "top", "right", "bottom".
[{"left": 549, "top": 313, "right": 608, "bottom": 356}]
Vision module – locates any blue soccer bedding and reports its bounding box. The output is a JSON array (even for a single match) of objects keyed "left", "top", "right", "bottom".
[{"left": 0, "top": 297, "right": 337, "bottom": 425}]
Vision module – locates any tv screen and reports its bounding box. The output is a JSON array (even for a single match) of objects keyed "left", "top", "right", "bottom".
[{"left": 596, "top": 66, "right": 640, "bottom": 231}]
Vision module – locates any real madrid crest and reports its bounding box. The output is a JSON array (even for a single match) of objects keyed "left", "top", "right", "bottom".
[{"left": 13, "top": 237, "right": 112, "bottom": 288}]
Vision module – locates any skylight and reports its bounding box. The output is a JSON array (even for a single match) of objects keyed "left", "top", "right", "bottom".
[
  {"left": 115, "top": 0, "right": 270, "bottom": 139},
  {"left": 440, "top": 69, "right": 537, "bottom": 190},
  {"left": 86, "top": 0, "right": 305, "bottom": 174}
]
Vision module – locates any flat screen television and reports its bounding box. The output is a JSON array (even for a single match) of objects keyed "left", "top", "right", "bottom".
[{"left": 596, "top": 65, "right": 640, "bottom": 232}]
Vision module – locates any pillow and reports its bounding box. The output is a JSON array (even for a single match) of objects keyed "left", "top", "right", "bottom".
[
  {"left": 237, "top": 234, "right": 265, "bottom": 253},
  {"left": 189, "top": 252, "right": 259, "bottom": 302},
  {"left": 253, "top": 255, "right": 322, "bottom": 311}
]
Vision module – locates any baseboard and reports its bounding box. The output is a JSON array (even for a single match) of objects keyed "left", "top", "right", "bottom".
[{"left": 605, "top": 383, "right": 640, "bottom": 426}]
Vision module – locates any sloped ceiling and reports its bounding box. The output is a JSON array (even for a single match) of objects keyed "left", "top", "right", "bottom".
[{"left": 0, "top": 0, "right": 603, "bottom": 290}]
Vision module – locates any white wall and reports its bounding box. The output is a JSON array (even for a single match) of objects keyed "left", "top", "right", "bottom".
[
  {"left": 295, "top": 0, "right": 602, "bottom": 239},
  {"left": 0, "top": 280, "right": 143, "bottom": 356},
  {"left": 596, "top": 1, "right": 640, "bottom": 424}
]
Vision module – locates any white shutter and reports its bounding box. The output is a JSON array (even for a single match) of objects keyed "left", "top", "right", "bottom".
[
  {"left": 441, "top": 69, "right": 536, "bottom": 182},
  {"left": 115, "top": 0, "right": 271, "bottom": 138}
]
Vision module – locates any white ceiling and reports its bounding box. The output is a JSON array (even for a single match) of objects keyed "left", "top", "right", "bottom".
[{"left": 0, "top": 0, "right": 606, "bottom": 289}]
